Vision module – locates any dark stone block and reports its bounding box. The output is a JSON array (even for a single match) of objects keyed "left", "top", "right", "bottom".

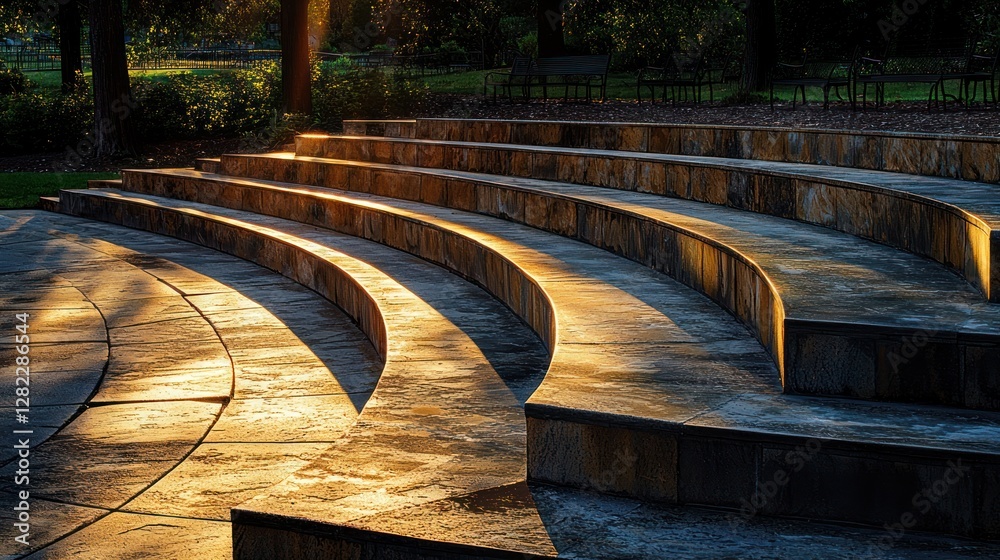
[{"left": 678, "top": 436, "right": 757, "bottom": 508}]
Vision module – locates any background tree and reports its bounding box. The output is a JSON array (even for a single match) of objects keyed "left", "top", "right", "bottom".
[
  {"left": 58, "top": 0, "right": 84, "bottom": 90},
  {"left": 89, "top": 0, "right": 137, "bottom": 155},
  {"left": 536, "top": 0, "right": 564, "bottom": 57},
  {"left": 740, "top": 0, "right": 776, "bottom": 94},
  {"left": 281, "top": 0, "right": 311, "bottom": 113}
]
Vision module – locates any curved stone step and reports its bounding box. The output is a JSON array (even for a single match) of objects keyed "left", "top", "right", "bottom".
[
  {"left": 220, "top": 153, "right": 1000, "bottom": 411},
  {"left": 346, "top": 118, "right": 1000, "bottom": 184},
  {"left": 0, "top": 211, "right": 383, "bottom": 559},
  {"left": 76, "top": 175, "right": 1000, "bottom": 539},
  {"left": 46, "top": 192, "right": 556, "bottom": 555},
  {"left": 294, "top": 133, "right": 1000, "bottom": 302}
]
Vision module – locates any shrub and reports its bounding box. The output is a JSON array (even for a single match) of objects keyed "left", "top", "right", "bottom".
[
  {"left": 0, "top": 67, "right": 30, "bottom": 96},
  {"left": 0, "top": 85, "right": 91, "bottom": 155},
  {"left": 312, "top": 62, "right": 428, "bottom": 131}
]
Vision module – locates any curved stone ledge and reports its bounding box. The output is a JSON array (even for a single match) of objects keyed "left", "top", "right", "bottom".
[
  {"left": 311, "top": 132, "right": 999, "bottom": 303},
  {"left": 60, "top": 176, "right": 1000, "bottom": 541},
  {"left": 59, "top": 189, "right": 390, "bottom": 365},
  {"left": 348, "top": 118, "right": 1000, "bottom": 184},
  {"left": 220, "top": 154, "right": 1000, "bottom": 411}
]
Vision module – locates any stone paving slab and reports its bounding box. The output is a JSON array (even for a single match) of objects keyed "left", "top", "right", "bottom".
[
  {"left": 0, "top": 499, "right": 107, "bottom": 559},
  {"left": 0, "top": 211, "right": 387, "bottom": 559},
  {"left": 23, "top": 512, "right": 232, "bottom": 560},
  {"left": 220, "top": 154, "right": 1000, "bottom": 409}
]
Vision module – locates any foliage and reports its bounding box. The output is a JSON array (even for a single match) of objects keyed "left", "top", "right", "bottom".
[
  {"left": 0, "top": 67, "right": 31, "bottom": 96},
  {"left": 0, "top": 81, "right": 91, "bottom": 154},
  {"left": 130, "top": 61, "right": 281, "bottom": 140},
  {"left": 311, "top": 59, "right": 430, "bottom": 130},
  {"left": 564, "top": 0, "right": 745, "bottom": 69}
]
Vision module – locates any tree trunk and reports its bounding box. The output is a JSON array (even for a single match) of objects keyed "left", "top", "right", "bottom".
[
  {"left": 89, "top": 0, "right": 138, "bottom": 156},
  {"left": 282, "top": 0, "right": 312, "bottom": 114},
  {"left": 741, "top": 0, "right": 777, "bottom": 94},
  {"left": 536, "top": 0, "right": 564, "bottom": 58},
  {"left": 58, "top": 0, "right": 83, "bottom": 91}
]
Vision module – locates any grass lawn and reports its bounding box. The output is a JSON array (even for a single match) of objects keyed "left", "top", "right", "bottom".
[
  {"left": 21, "top": 66, "right": 962, "bottom": 104},
  {"left": 22, "top": 69, "right": 228, "bottom": 90},
  {"left": 0, "top": 172, "right": 119, "bottom": 209}
]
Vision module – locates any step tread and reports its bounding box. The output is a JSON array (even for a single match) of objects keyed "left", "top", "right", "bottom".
[
  {"left": 57, "top": 188, "right": 558, "bottom": 551},
  {"left": 237, "top": 153, "right": 1000, "bottom": 336},
  {"left": 94, "top": 177, "right": 1000, "bottom": 457},
  {"left": 235, "top": 481, "right": 1000, "bottom": 559},
  {"left": 321, "top": 134, "right": 1000, "bottom": 229}
]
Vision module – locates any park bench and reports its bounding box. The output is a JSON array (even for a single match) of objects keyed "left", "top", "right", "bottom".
[
  {"left": 637, "top": 54, "right": 727, "bottom": 104},
  {"left": 528, "top": 54, "right": 610, "bottom": 102},
  {"left": 853, "top": 39, "right": 987, "bottom": 110},
  {"left": 770, "top": 51, "right": 854, "bottom": 110},
  {"left": 483, "top": 55, "right": 533, "bottom": 102}
]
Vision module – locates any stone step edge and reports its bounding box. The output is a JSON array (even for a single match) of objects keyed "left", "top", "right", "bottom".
[
  {"left": 38, "top": 196, "right": 60, "bottom": 212},
  {"left": 216, "top": 155, "right": 1000, "bottom": 410},
  {"left": 231, "top": 506, "right": 556, "bottom": 560},
  {"left": 297, "top": 134, "right": 998, "bottom": 303},
  {"left": 57, "top": 187, "right": 390, "bottom": 365},
  {"left": 343, "top": 118, "right": 1000, "bottom": 183},
  {"left": 194, "top": 158, "right": 222, "bottom": 173}
]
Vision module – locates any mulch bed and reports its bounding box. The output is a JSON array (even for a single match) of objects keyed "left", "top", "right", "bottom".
[
  {"left": 3, "top": 95, "right": 998, "bottom": 173},
  {"left": 421, "top": 95, "right": 1000, "bottom": 137}
]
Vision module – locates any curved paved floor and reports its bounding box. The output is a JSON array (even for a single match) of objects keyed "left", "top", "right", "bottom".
[{"left": 0, "top": 211, "right": 382, "bottom": 559}]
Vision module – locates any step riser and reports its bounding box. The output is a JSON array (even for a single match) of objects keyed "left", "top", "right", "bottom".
[
  {"left": 232, "top": 517, "right": 554, "bottom": 560},
  {"left": 117, "top": 172, "right": 557, "bottom": 353},
  {"left": 343, "top": 120, "right": 417, "bottom": 139},
  {"left": 298, "top": 135, "right": 998, "bottom": 303},
  {"left": 194, "top": 158, "right": 222, "bottom": 173},
  {"left": 219, "top": 156, "right": 1000, "bottom": 411},
  {"left": 347, "top": 118, "right": 1000, "bottom": 185},
  {"left": 58, "top": 189, "right": 389, "bottom": 362},
  {"left": 74, "top": 179, "right": 1000, "bottom": 539},
  {"left": 526, "top": 411, "right": 1000, "bottom": 540}
]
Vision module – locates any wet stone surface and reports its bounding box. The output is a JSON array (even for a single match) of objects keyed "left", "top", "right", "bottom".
[{"left": 0, "top": 211, "right": 386, "bottom": 558}]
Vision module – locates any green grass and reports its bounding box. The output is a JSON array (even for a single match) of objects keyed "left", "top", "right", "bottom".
[
  {"left": 23, "top": 69, "right": 227, "bottom": 90},
  {"left": 0, "top": 172, "right": 120, "bottom": 209}
]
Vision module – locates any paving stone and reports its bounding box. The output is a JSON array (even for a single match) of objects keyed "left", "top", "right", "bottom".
[
  {"left": 23, "top": 512, "right": 231, "bottom": 560},
  {"left": 206, "top": 395, "right": 359, "bottom": 442},
  {"left": 0, "top": 498, "right": 106, "bottom": 560},
  {"left": 124, "top": 443, "right": 331, "bottom": 520}
]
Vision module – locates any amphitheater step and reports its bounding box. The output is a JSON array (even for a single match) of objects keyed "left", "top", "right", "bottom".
[
  {"left": 71, "top": 175, "right": 1000, "bottom": 539},
  {"left": 233, "top": 481, "right": 1000, "bottom": 559},
  {"left": 195, "top": 157, "right": 222, "bottom": 173},
  {"left": 220, "top": 153, "right": 1000, "bottom": 411},
  {"left": 0, "top": 210, "right": 383, "bottom": 558},
  {"left": 46, "top": 190, "right": 561, "bottom": 555},
  {"left": 345, "top": 118, "right": 1000, "bottom": 184},
  {"left": 295, "top": 133, "right": 1000, "bottom": 302},
  {"left": 37, "top": 196, "right": 60, "bottom": 212}
]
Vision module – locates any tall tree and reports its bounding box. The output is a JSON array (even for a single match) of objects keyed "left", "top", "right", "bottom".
[
  {"left": 536, "top": 0, "right": 564, "bottom": 57},
  {"left": 741, "top": 0, "right": 777, "bottom": 93},
  {"left": 281, "top": 0, "right": 311, "bottom": 113},
  {"left": 57, "top": 0, "right": 83, "bottom": 91},
  {"left": 89, "top": 0, "right": 138, "bottom": 155}
]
